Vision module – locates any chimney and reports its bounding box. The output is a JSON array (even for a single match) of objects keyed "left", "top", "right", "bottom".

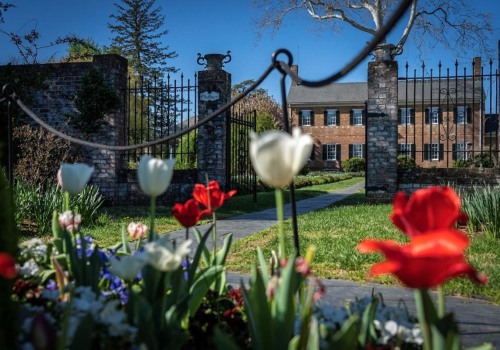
[
  {"left": 473, "top": 57, "right": 482, "bottom": 77},
  {"left": 291, "top": 65, "right": 299, "bottom": 86}
]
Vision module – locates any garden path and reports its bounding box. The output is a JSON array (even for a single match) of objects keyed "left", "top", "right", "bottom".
[{"left": 161, "top": 182, "right": 500, "bottom": 348}]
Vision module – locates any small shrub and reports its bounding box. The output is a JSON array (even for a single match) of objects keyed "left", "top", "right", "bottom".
[
  {"left": 342, "top": 157, "right": 365, "bottom": 173},
  {"left": 397, "top": 155, "right": 417, "bottom": 170},
  {"left": 13, "top": 181, "right": 105, "bottom": 234},
  {"left": 461, "top": 185, "right": 500, "bottom": 239},
  {"left": 67, "top": 67, "right": 121, "bottom": 135},
  {"left": 13, "top": 125, "right": 80, "bottom": 186}
]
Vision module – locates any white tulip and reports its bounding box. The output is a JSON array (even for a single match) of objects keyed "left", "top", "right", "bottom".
[
  {"left": 143, "top": 239, "right": 192, "bottom": 272},
  {"left": 137, "top": 155, "right": 176, "bottom": 197},
  {"left": 108, "top": 254, "right": 147, "bottom": 281},
  {"left": 57, "top": 163, "right": 94, "bottom": 195},
  {"left": 250, "top": 128, "right": 313, "bottom": 188}
]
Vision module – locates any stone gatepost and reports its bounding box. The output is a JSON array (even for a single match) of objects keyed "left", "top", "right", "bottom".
[
  {"left": 366, "top": 44, "right": 398, "bottom": 201},
  {"left": 197, "top": 52, "right": 231, "bottom": 187}
]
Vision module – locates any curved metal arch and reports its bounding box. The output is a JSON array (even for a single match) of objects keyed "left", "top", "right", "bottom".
[{"left": 2, "top": 0, "right": 413, "bottom": 151}]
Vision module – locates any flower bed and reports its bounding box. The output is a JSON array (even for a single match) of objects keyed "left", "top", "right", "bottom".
[{"left": 0, "top": 128, "right": 491, "bottom": 349}]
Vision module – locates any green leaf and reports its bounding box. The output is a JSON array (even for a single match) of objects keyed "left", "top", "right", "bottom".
[
  {"left": 52, "top": 210, "right": 64, "bottom": 253},
  {"left": 257, "top": 247, "right": 269, "bottom": 285},
  {"left": 188, "top": 265, "right": 223, "bottom": 317},
  {"left": 69, "top": 314, "right": 95, "bottom": 350},
  {"left": 306, "top": 316, "right": 320, "bottom": 350},
  {"left": 274, "top": 255, "right": 299, "bottom": 347},
  {"left": 330, "top": 314, "right": 360, "bottom": 348},
  {"left": 358, "top": 298, "right": 379, "bottom": 346},
  {"left": 121, "top": 224, "right": 131, "bottom": 254},
  {"left": 192, "top": 225, "right": 213, "bottom": 276},
  {"left": 431, "top": 313, "right": 461, "bottom": 350},
  {"left": 241, "top": 264, "right": 273, "bottom": 350},
  {"left": 215, "top": 232, "right": 233, "bottom": 266},
  {"left": 213, "top": 326, "right": 242, "bottom": 350}
]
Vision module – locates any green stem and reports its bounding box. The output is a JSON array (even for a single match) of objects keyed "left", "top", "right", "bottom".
[
  {"left": 275, "top": 188, "right": 286, "bottom": 258},
  {"left": 212, "top": 211, "right": 217, "bottom": 262},
  {"left": 437, "top": 286, "right": 445, "bottom": 318},
  {"left": 63, "top": 191, "right": 70, "bottom": 212},
  {"left": 414, "top": 289, "right": 433, "bottom": 350},
  {"left": 149, "top": 196, "right": 157, "bottom": 242}
]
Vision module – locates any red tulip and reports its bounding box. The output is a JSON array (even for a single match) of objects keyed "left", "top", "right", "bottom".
[
  {"left": 358, "top": 229, "right": 487, "bottom": 289},
  {"left": 193, "top": 180, "right": 237, "bottom": 211},
  {"left": 0, "top": 252, "right": 17, "bottom": 279},
  {"left": 390, "top": 187, "right": 467, "bottom": 237},
  {"left": 172, "top": 199, "right": 211, "bottom": 228}
]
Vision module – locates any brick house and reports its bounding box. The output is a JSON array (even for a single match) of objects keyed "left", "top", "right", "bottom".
[{"left": 287, "top": 62, "right": 488, "bottom": 170}]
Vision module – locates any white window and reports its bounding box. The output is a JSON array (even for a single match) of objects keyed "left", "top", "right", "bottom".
[
  {"left": 352, "top": 144, "right": 364, "bottom": 158},
  {"left": 399, "top": 143, "right": 413, "bottom": 157},
  {"left": 352, "top": 109, "right": 364, "bottom": 125},
  {"left": 456, "top": 106, "right": 468, "bottom": 124},
  {"left": 400, "top": 108, "right": 413, "bottom": 124},
  {"left": 326, "top": 109, "right": 337, "bottom": 126},
  {"left": 430, "top": 143, "right": 440, "bottom": 161},
  {"left": 455, "top": 142, "right": 472, "bottom": 160},
  {"left": 430, "top": 107, "right": 440, "bottom": 124},
  {"left": 300, "top": 110, "right": 312, "bottom": 126},
  {"left": 325, "top": 144, "right": 337, "bottom": 160}
]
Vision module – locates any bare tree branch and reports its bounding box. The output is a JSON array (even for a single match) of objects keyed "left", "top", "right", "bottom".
[{"left": 252, "top": 0, "right": 494, "bottom": 59}]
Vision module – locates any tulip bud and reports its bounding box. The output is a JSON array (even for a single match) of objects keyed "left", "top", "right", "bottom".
[
  {"left": 58, "top": 163, "right": 94, "bottom": 195},
  {"left": 137, "top": 155, "right": 175, "bottom": 197},
  {"left": 128, "top": 222, "right": 147, "bottom": 239},
  {"left": 250, "top": 128, "right": 313, "bottom": 188}
]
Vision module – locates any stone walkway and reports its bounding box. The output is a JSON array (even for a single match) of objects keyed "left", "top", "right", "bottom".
[{"left": 161, "top": 182, "right": 500, "bottom": 348}]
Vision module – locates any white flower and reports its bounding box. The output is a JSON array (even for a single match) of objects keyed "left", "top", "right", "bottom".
[
  {"left": 128, "top": 222, "right": 148, "bottom": 239},
  {"left": 58, "top": 163, "right": 94, "bottom": 195},
  {"left": 109, "top": 254, "right": 147, "bottom": 280},
  {"left": 58, "top": 211, "right": 82, "bottom": 231},
  {"left": 143, "top": 239, "right": 191, "bottom": 272},
  {"left": 137, "top": 155, "right": 176, "bottom": 197},
  {"left": 250, "top": 128, "right": 313, "bottom": 188}
]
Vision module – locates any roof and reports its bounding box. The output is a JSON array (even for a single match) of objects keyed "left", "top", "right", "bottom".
[{"left": 287, "top": 78, "right": 484, "bottom": 107}]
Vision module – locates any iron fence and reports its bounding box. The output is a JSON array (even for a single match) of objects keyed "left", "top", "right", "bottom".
[
  {"left": 123, "top": 73, "right": 198, "bottom": 168},
  {"left": 398, "top": 59, "right": 499, "bottom": 168}
]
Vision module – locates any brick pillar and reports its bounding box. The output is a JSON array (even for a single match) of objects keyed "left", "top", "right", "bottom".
[
  {"left": 197, "top": 53, "right": 231, "bottom": 187},
  {"left": 89, "top": 54, "right": 128, "bottom": 204},
  {"left": 366, "top": 55, "right": 398, "bottom": 201}
]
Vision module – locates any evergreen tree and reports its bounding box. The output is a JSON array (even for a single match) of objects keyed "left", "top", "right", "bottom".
[{"left": 108, "top": 0, "right": 177, "bottom": 80}]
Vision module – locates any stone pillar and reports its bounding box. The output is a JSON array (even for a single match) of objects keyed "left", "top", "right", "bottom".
[
  {"left": 366, "top": 54, "right": 398, "bottom": 201},
  {"left": 89, "top": 54, "right": 128, "bottom": 203},
  {"left": 197, "top": 53, "right": 231, "bottom": 187}
]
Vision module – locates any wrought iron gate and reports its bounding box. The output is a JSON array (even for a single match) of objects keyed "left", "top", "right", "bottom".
[{"left": 226, "top": 107, "right": 256, "bottom": 199}]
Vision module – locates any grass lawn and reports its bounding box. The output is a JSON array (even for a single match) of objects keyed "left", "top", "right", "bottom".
[
  {"left": 225, "top": 193, "right": 500, "bottom": 304},
  {"left": 82, "top": 176, "right": 364, "bottom": 248}
]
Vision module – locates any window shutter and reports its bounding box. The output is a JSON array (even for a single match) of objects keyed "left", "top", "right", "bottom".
[
  {"left": 310, "top": 111, "right": 315, "bottom": 126},
  {"left": 362, "top": 144, "right": 366, "bottom": 159},
  {"left": 336, "top": 110, "right": 340, "bottom": 126},
  {"left": 310, "top": 145, "right": 315, "bottom": 160},
  {"left": 452, "top": 144, "right": 457, "bottom": 160},
  {"left": 322, "top": 145, "right": 327, "bottom": 160},
  {"left": 324, "top": 110, "right": 328, "bottom": 126},
  {"left": 298, "top": 111, "right": 303, "bottom": 126},
  {"left": 349, "top": 144, "right": 353, "bottom": 158},
  {"left": 424, "top": 144, "right": 429, "bottom": 160},
  {"left": 425, "top": 108, "right": 430, "bottom": 124},
  {"left": 438, "top": 108, "right": 443, "bottom": 124},
  {"left": 350, "top": 110, "right": 353, "bottom": 125},
  {"left": 398, "top": 108, "right": 402, "bottom": 124},
  {"left": 467, "top": 107, "right": 472, "bottom": 123},
  {"left": 398, "top": 143, "right": 403, "bottom": 154},
  {"left": 411, "top": 147, "right": 416, "bottom": 159},
  {"left": 362, "top": 110, "right": 366, "bottom": 125},
  {"left": 336, "top": 144, "right": 341, "bottom": 161},
  {"left": 410, "top": 109, "right": 415, "bottom": 124},
  {"left": 439, "top": 143, "right": 444, "bottom": 161},
  {"left": 453, "top": 107, "right": 457, "bottom": 124}
]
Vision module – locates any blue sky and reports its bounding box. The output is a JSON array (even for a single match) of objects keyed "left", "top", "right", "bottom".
[{"left": 1, "top": 0, "right": 500, "bottom": 100}]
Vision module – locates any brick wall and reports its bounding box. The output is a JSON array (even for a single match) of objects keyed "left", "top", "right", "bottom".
[{"left": 398, "top": 167, "right": 500, "bottom": 193}]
